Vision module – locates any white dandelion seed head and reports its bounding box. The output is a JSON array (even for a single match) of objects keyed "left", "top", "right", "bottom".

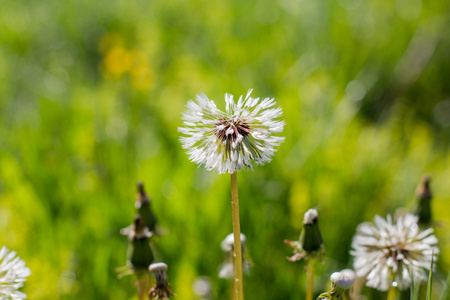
[
  {"left": 218, "top": 262, "right": 234, "bottom": 279},
  {"left": 0, "top": 246, "right": 31, "bottom": 300},
  {"left": 220, "top": 233, "right": 246, "bottom": 252},
  {"left": 350, "top": 214, "right": 439, "bottom": 291},
  {"left": 178, "top": 90, "right": 285, "bottom": 174}
]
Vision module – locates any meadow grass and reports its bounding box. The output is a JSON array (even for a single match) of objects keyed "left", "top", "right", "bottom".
[{"left": 0, "top": 0, "right": 449, "bottom": 299}]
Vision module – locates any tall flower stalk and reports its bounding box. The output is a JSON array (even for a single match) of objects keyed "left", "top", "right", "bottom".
[
  {"left": 230, "top": 172, "right": 244, "bottom": 300},
  {"left": 306, "top": 258, "right": 315, "bottom": 300},
  {"left": 179, "top": 90, "right": 285, "bottom": 300}
]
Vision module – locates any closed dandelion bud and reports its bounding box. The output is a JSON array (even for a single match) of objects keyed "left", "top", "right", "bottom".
[
  {"left": 285, "top": 208, "right": 325, "bottom": 262},
  {"left": 331, "top": 272, "right": 352, "bottom": 291},
  {"left": 317, "top": 272, "right": 352, "bottom": 300},
  {"left": 149, "top": 262, "right": 173, "bottom": 299},
  {"left": 339, "top": 269, "right": 355, "bottom": 285},
  {"left": 415, "top": 175, "right": 432, "bottom": 225},
  {"left": 301, "top": 209, "right": 323, "bottom": 252},
  {"left": 136, "top": 181, "right": 158, "bottom": 233},
  {"left": 121, "top": 215, "right": 154, "bottom": 274},
  {"left": 339, "top": 269, "right": 356, "bottom": 300}
]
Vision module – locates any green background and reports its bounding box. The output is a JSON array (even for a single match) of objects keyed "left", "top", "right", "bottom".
[{"left": 0, "top": 0, "right": 449, "bottom": 299}]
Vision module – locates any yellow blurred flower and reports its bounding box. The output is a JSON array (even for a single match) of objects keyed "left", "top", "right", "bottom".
[
  {"left": 102, "top": 46, "right": 133, "bottom": 78},
  {"left": 99, "top": 34, "right": 154, "bottom": 91}
]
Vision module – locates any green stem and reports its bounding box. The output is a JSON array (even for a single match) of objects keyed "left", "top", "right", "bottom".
[
  {"left": 230, "top": 172, "right": 244, "bottom": 300},
  {"left": 138, "top": 275, "right": 145, "bottom": 300},
  {"left": 231, "top": 279, "right": 237, "bottom": 300},
  {"left": 138, "top": 273, "right": 151, "bottom": 300},
  {"left": 388, "top": 285, "right": 397, "bottom": 300},
  {"left": 306, "top": 258, "right": 315, "bottom": 300}
]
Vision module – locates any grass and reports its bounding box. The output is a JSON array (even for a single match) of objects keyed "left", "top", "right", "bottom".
[{"left": 0, "top": 0, "right": 449, "bottom": 299}]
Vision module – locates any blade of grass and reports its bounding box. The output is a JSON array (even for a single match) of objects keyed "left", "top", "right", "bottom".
[
  {"left": 439, "top": 271, "right": 450, "bottom": 300},
  {"left": 412, "top": 280, "right": 419, "bottom": 300},
  {"left": 426, "top": 250, "right": 434, "bottom": 300}
]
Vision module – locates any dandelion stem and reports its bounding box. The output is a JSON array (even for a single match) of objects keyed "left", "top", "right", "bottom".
[
  {"left": 138, "top": 276, "right": 145, "bottom": 300},
  {"left": 230, "top": 172, "right": 244, "bottom": 300},
  {"left": 306, "top": 258, "right": 315, "bottom": 300},
  {"left": 232, "top": 279, "right": 237, "bottom": 300},
  {"left": 388, "top": 285, "right": 397, "bottom": 300},
  {"left": 138, "top": 273, "right": 150, "bottom": 300}
]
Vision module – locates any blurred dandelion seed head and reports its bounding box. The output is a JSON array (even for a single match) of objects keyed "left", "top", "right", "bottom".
[
  {"left": 220, "top": 233, "right": 246, "bottom": 252},
  {"left": 0, "top": 246, "right": 31, "bottom": 300},
  {"left": 178, "top": 90, "right": 285, "bottom": 174},
  {"left": 351, "top": 214, "right": 439, "bottom": 291},
  {"left": 219, "top": 233, "right": 252, "bottom": 279}
]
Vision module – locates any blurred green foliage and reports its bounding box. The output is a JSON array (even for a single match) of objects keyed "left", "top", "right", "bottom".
[{"left": 0, "top": 0, "right": 449, "bottom": 299}]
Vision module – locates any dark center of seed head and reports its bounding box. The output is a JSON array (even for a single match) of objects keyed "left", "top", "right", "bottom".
[{"left": 214, "top": 118, "right": 250, "bottom": 142}]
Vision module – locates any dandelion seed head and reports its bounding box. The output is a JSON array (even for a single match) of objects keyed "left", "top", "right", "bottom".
[
  {"left": 179, "top": 90, "right": 285, "bottom": 174},
  {"left": 0, "top": 246, "right": 31, "bottom": 300},
  {"left": 220, "top": 233, "right": 246, "bottom": 252},
  {"left": 350, "top": 213, "right": 439, "bottom": 291}
]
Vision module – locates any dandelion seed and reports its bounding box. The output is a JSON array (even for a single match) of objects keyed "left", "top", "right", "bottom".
[
  {"left": 351, "top": 213, "right": 439, "bottom": 291},
  {"left": 0, "top": 246, "right": 31, "bottom": 300},
  {"left": 178, "top": 90, "right": 285, "bottom": 174}
]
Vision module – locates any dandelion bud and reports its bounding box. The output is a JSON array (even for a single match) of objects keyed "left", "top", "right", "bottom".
[
  {"left": 339, "top": 269, "right": 356, "bottom": 286},
  {"left": 330, "top": 272, "right": 352, "bottom": 290},
  {"left": 317, "top": 272, "right": 352, "bottom": 300},
  {"left": 339, "top": 269, "right": 356, "bottom": 299},
  {"left": 285, "top": 208, "right": 325, "bottom": 262},
  {"left": 301, "top": 209, "right": 323, "bottom": 252},
  {"left": 121, "top": 215, "right": 154, "bottom": 273},
  {"left": 415, "top": 175, "right": 432, "bottom": 224},
  {"left": 149, "top": 262, "right": 173, "bottom": 299},
  {"left": 135, "top": 181, "right": 158, "bottom": 233}
]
